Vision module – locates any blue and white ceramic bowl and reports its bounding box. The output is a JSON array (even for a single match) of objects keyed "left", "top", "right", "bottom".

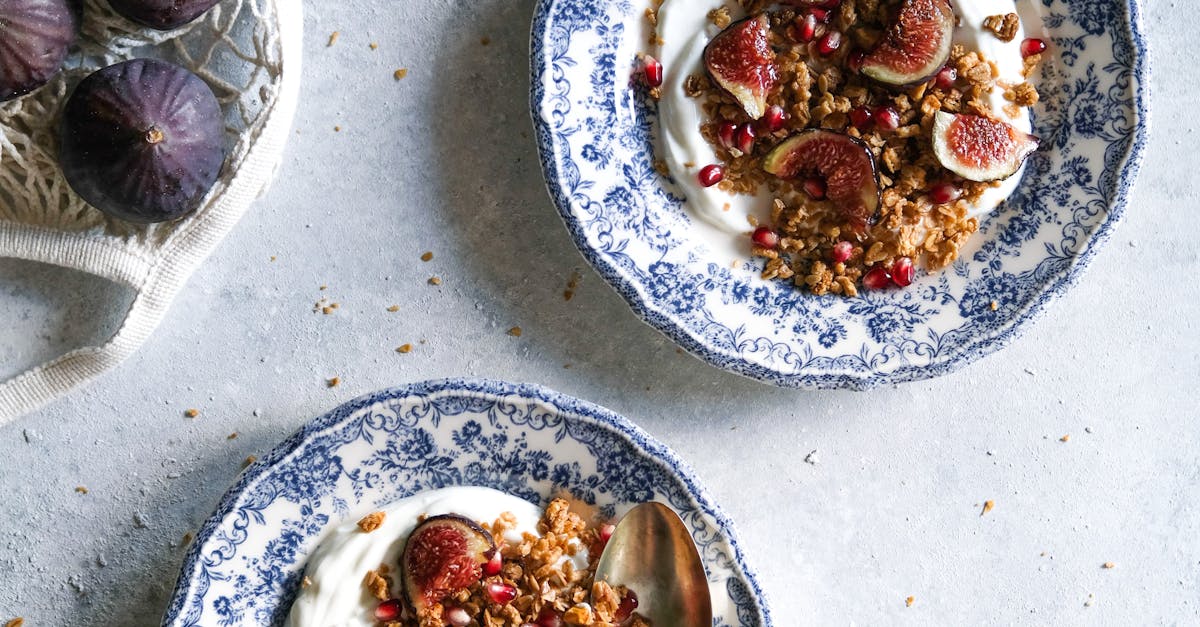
[
  {"left": 163, "top": 379, "right": 772, "bottom": 626},
  {"left": 531, "top": 0, "right": 1149, "bottom": 389}
]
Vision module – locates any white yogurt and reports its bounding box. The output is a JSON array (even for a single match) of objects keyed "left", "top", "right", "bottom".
[
  {"left": 286, "top": 487, "right": 586, "bottom": 627},
  {"left": 656, "top": 0, "right": 1034, "bottom": 233}
]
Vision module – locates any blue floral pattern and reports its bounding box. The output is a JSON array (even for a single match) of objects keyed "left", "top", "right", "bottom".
[
  {"left": 163, "top": 380, "right": 772, "bottom": 627},
  {"left": 531, "top": 0, "right": 1149, "bottom": 389}
]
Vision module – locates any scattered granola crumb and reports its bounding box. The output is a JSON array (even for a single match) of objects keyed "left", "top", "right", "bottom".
[
  {"left": 321, "top": 305, "right": 335, "bottom": 315},
  {"left": 182, "top": 531, "right": 193, "bottom": 546},
  {"left": 564, "top": 269, "right": 583, "bottom": 301},
  {"left": 6, "top": 618, "right": 24, "bottom": 627},
  {"left": 906, "top": 596, "right": 915, "bottom": 607},
  {"left": 387, "top": 305, "right": 400, "bottom": 312},
  {"left": 269, "top": 255, "right": 277, "bottom": 262},
  {"left": 394, "top": 68, "right": 408, "bottom": 80},
  {"left": 327, "top": 31, "right": 339, "bottom": 47},
  {"left": 334, "top": 125, "right": 342, "bottom": 132},
  {"left": 75, "top": 486, "right": 88, "bottom": 495},
  {"left": 302, "top": 576, "right": 313, "bottom": 588},
  {"left": 362, "top": 567, "right": 391, "bottom": 600},
  {"left": 184, "top": 408, "right": 199, "bottom": 418},
  {"left": 982, "top": 13, "right": 1020, "bottom": 42},
  {"left": 227, "top": 432, "right": 239, "bottom": 440},
  {"left": 981, "top": 500, "right": 995, "bottom": 516},
  {"left": 420, "top": 251, "right": 434, "bottom": 262},
  {"left": 327, "top": 377, "right": 341, "bottom": 388},
  {"left": 480, "top": 36, "right": 491, "bottom": 46},
  {"left": 508, "top": 326, "right": 523, "bottom": 337},
  {"left": 358, "top": 511, "right": 386, "bottom": 533},
  {"left": 1060, "top": 434, "right": 1070, "bottom": 442},
  {"left": 319, "top": 284, "right": 327, "bottom": 291},
  {"left": 243, "top": 455, "right": 257, "bottom": 468},
  {"left": 428, "top": 276, "right": 442, "bottom": 286},
  {"left": 396, "top": 344, "right": 413, "bottom": 354},
  {"left": 990, "top": 300, "right": 999, "bottom": 311},
  {"left": 369, "top": 42, "right": 378, "bottom": 50},
  {"left": 563, "top": 604, "right": 593, "bottom": 625},
  {"left": 1103, "top": 562, "right": 1115, "bottom": 569}
]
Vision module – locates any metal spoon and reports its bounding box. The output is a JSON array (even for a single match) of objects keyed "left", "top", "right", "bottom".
[{"left": 594, "top": 502, "right": 712, "bottom": 626}]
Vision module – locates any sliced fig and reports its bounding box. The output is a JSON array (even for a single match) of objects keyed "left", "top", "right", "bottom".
[
  {"left": 703, "top": 14, "right": 778, "bottom": 120},
  {"left": 60, "top": 59, "right": 225, "bottom": 223},
  {"left": 860, "top": 0, "right": 955, "bottom": 86},
  {"left": 0, "top": 0, "right": 78, "bottom": 102},
  {"left": 931, "top": 111, "right": 1039, "bottom": 182},
  {"left": 107, "top": 0, "right": 223, "bottom": 30},
  {"left": 763, "top": 130, "right": 881, "bottom": 229},
  {"left": 401, "top": 514, "right": 495, "bottom": 616}
]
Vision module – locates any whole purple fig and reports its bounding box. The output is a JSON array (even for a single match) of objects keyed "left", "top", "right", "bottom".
[
  {"left": 106, "top": 0, "right": 222, "bottom": 30},
  {"left": 0, "top": 0, "right": 79, "bottom": 101},
  {"left": 60, "top": 58, "right": 225, "bottom": 223}
]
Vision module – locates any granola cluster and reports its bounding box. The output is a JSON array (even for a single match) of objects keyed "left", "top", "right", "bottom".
[
  {"left": 653, "top": 1, "right": 1042, "bottom": 296},
  {"left": 363, "top": 500, "right": 648, "bottom": 627}
]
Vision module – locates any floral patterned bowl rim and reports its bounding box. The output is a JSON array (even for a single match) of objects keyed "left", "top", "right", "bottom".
[
  {"left": 530, "top": 0, "right": 1150, "bottom": 389},
  {"left": 162, "top": 379, "right": 773, "bottom": 626}
]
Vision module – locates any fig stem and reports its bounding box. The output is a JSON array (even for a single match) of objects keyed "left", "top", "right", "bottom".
[{"left": 145, "top": 126, "right": 166, "bottom": 145}]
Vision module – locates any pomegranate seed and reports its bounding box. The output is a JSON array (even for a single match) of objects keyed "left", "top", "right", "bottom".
[
  {"left": 486, "top": 581, "right": 519, "bottom": 604},
  {"left": 809, "top": 7, "right": 831, "bottom": 23},
  {"left": 535, "top": 606, "right": 564, "bottom": 627},
  {"left": 717, "top": 122, "right": 737, "bottom": 148},
  {"left": 846, "top": 50, "right": 865, "bottom": 74},
  {"left": 698, "top": 164, "right": 724, "bottom": 187},
  {"left": 796, "top": 13, "right": 818, "bottom": 42},
  {"left": 643, "top": 55, "right": 663, "bottom": 87},
  {"left": 929, "top": 182, "right": 962, "bottom": 204},
  {"left": 1020, "top": 37, "right": 1047, "bottom": 58},
  {"left": 803, "top": 177, "right": 827, "bottom": 200},
  {"left": 751, "top": 226, "right": 779, "bottom": 249},
  {"left": 599, "top": 523, "right": 616, "bottom": 543},
  {"left": 831, "top": 240, "right": 853, "bottom": 263},
  {"left": 734, "top": 124, "right": 756, "bottom": 154},
  {"left": 849, "top": 105, "right": 873, "bottom": 129},
  {"left": 375, "top": 599, "right": 403, "bottom": 622},
  {"left": 483, "top": 550, "right": 503, "bottom": 576},
  {"left": 862, "top": 266, "right": 891, "bottom": 290},
  {"left": 934, "top": 65, "right": 957, "bottom": 90},
  {"left": 614, "top": 589, "right": 640, "bottom": 623},
  {"left": 446, "top": 606, "right": 472, "bottom": 627},
  {"left": 891, "top": 257, "right": 914, "bottom": 287},
  {"left": 762, "top": 105, "right": 787, "bottom": 132},
  {"left": 874, "top": 106, "right": 900, "bottom": 131},
  {"left": 816, "top": 30, "right": 842, "bottom": 56}
]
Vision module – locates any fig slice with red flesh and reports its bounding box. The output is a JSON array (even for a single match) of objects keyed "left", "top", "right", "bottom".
[
  {"left": 860, "top": 0, "right": 956, "bottom": 86},
  {"left": 401, "top": 514, "right": 495, "bottom": 616},
  {"left": 931, "top": 111, "right": 1039, "bottom": 182},
  {"left": 763, "top": 130, "right": 881, "bottom": 230},
  {"left": 704, "top": 14, "right": 778, "bottom": 120}
]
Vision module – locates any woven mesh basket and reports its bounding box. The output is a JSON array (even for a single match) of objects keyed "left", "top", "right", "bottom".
[{"left": 0, "top": 0, "right": 303, "bottom": 422}]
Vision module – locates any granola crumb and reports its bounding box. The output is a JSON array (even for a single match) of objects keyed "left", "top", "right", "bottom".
[
  {"left": 327, "top": 376, "right": 341, "bottom": 388},
  {"left": 508, "top": 326, "right": 523, "bottom": 337},
  {"left": 227, "top": 432, "right": 239, "bottom": 440},
  {"left": 480, "top": 36, "right": 491, "bottom": 46},
  {"left": 302, "top": 576, "right": 313, "bottom": 588},
  {"left": 362, "top": 567, "right": 391, "bottom": 600},
  {"left": 269, "top": 255, "right": 277, "bottom": 262},
  {"left": 394, "top": 68, "right": 408, "bottom": 81},
  {"left": 243, "top": 455, "right": 257, "bottom": 468},
  {"left": 387, "top": 305, "right": 400, "bottom": 312},
  {"left": 1060, "top": 434, "right": 1070, "bottom": 442},
  {"left": 420, "top": 251, "right": 434, "bottom": 262},
  {"left": 369, "top": 42, "right": 378, "bottom": 50},
  {"left": 990, "top": 300, "right": 999, "bottom": 311},
  {"left": 428, "top": 276, "right": 442, "bottom": 286},
  {"left": 981, "top": 500, "right": 995, "bottom": 516},
  {"left": 396, "top": 344, "right": 413, "bottom": 354},
  {"left": 6, "top": 618, "right": 25, "bottom": 627},
  {"left": 334, "top": 125, "right": 342, "bottom": 132},
  {"left": 562, "top": 604, "right": 593, "bottom": 625},
  {"left": 564, "top": 269, "right": 582, "bottom": 301},
  {"left": 182, "top": 531, "right": 193, "bottom": 546},
  {"left": 982, "top": 13, "right": 1020, "bottom": 42},
  {"left": 906, "top": 596, "right": 915, "bottom": 607},
  {"left": 75, "top": 486, "right": 88, "bottom": 494},
  {"left": 358, "top": 511, "right": 386, "bottom": 533},
  {"left": 184, "top": 408, "right": 199, "bottom": 418},
  {"left": 1103, "top": 562, "right": 1115, "bottom": 569},
  {"left": 327, "top": 31, "right": 339, "bottom": 47}
]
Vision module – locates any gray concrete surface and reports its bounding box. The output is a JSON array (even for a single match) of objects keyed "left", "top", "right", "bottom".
[{"left": 1, "top": 1, "right": 1195, "bottom": 625}]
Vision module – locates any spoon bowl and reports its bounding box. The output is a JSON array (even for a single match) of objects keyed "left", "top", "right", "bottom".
[{"left": 595, "top": 502, "right": 713, "bottom": 626}]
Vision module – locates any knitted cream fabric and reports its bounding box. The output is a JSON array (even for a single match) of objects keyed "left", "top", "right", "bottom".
[{"left": 0, "top": 0, "right": 303, "bottom": 423}]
